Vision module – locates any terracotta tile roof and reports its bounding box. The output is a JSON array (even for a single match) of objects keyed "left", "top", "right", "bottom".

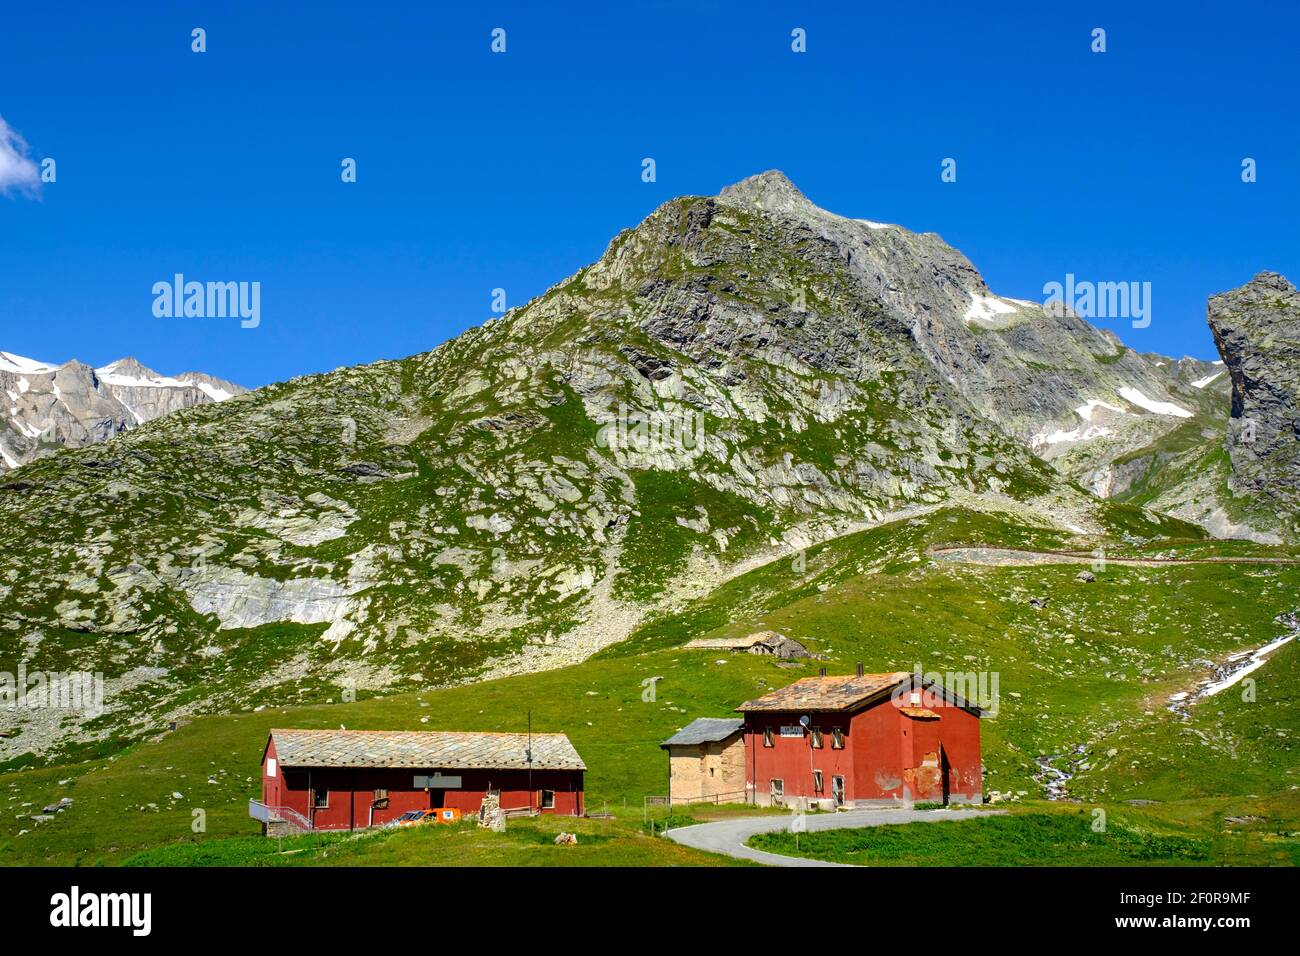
[
  {"left": 737, "top": 672, "right": 910, "bottom": 713},
  {"left": 269, "top": 729, "right": 586, "bottom": 771}
]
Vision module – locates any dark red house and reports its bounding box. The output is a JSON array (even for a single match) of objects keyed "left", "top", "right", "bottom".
[
  {"left": 738, "top": 670, "right": 982, "bottom": 808},
  {"left": 254, "top": 728, "right": 586, "bottom": 832}
]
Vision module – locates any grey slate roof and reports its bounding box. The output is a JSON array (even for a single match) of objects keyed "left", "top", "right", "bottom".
[
  {"left": 269, "top": 728, "right": 586, "bottom": 771},
  {"left": 660, "top": 717, "right": 745, "bottom": 748}
]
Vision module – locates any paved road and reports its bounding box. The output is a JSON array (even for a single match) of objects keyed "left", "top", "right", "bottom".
[{"left": 665, "top": 807, "right": 997, "bottom": 867}]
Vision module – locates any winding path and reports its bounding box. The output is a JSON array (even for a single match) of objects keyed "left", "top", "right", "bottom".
[
  {"left": 929, "top": 546, "right": 1300, "bottom": 568},
  {"left": 665, "top": 807, "right": 998, "bottom": 867}
]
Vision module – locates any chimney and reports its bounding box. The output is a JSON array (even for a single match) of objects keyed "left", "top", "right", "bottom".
[
  {"left": 818, "top": 667, "right": 827, "bottom": 677},
  {"left": 856, "top": 662, "right": 864, "bottom": 677}
]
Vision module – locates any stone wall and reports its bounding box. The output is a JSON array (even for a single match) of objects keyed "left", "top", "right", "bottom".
[{"left": 668, "top": 734, "right": 746, "bottom": 804}]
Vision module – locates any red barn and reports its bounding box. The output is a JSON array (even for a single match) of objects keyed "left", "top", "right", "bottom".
[
  {"left": 738, "top": 670, "right": 982, "bottom": 808},
  {"left": 253, "top": 728, "right": 585, "bottom": 833}
]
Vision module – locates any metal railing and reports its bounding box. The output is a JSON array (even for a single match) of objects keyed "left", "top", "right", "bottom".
[{"left": 249, "top": 799, "right": 313, "bottom": 831}]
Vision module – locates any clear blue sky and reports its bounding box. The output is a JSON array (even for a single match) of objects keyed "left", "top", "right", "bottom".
[{"left": 2, "top": 1, "right": 1296, "bottom": 387}]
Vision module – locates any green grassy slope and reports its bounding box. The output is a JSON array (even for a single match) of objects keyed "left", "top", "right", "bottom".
[{"left": 1, "top": 508, "right": 1294, "bottom": 866}]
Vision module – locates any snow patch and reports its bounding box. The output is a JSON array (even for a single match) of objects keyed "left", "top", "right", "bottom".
[
  {"left": 190, "top": 381, "right": 233, "bottom": 402},
  {"left": 117, "top": 397, "right": 145, "bottom": 426},
  {"left": 855, "top": 218, "right": 895, "bottom": 230},
  {"left": 1117, "top": 386, "right": 1193, "bottom": 418},
  {"left": 1031, "top": 425, "right": 1114, "bottom": 449},
  {"left": 96, "top": 363, "right": 189, "bottom": 390},
  {"left": 1200, "top": 632, "right": 1295, "bottom": 699},
  {"left": 963, "top": 292, "right": 1019, "bottom": 324},
  {"left": 12, "top": 417, "right": 42, "bottom": 439},
  {"left": 1075, "top": 399, "right": 1126, "bottom": 422},
  {"left": 0, "top": 352, "right": 59, "bottom": 374},
  {"left": 1191, "top": 371, "right": 1223, "bottom": 389}
]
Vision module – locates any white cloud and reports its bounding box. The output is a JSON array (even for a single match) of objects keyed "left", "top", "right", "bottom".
[{"left": 0, "top": 115, "right": 41, "bottom": 196}]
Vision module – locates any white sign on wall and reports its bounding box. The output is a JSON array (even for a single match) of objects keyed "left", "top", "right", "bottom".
[
  {"left": 414, "top": 773, "right": 463, "bottom": 789},
  {"left": 779, "top": 726, "right": 804, "bottom": 737}
]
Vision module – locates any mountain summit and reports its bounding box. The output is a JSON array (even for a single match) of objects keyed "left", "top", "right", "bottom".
[
  {"left": 0, "top": 173, "right": 1263, "bottom": 760},
  {"left": 717, "top": 169, "right": 815, "bottom": 216}
]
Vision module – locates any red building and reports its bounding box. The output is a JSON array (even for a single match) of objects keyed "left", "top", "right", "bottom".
[
  {"left": 254, "top": 728, "right": 586, "bottom": 832},
  {"left": 738, "top": 669, "right": 982, "bottom": 808}
]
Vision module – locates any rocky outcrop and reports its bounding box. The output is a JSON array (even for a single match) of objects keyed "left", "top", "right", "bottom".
[
  {"left": 0, "top": 353, "right": 245, "bottom": 471},
  {"left": 1208, "top": 272, "right": 1300, "bottom": 538}
]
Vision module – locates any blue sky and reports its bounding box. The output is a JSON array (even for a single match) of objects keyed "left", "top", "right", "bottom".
[{"left": 1, "top": 1, "right": 1296, "bottom": 388}]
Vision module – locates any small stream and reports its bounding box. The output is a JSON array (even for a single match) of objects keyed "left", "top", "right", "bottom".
[
  {"left": 1033, "top": 744, "right": 1087, "bottom": 801},
  {"left": 1167, "top": 611, "right": 1299, "bottom": 721}
]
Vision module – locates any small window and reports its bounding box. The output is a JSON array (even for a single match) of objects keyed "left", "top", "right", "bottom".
[
  {"left": 373, "top": 788, "right": 389, "bottom": 809},
  {"left": 763, "top": 727, "right": 774, "bottom": 748},
  {"left": 266, "top": 757, "right": 277, "bottom": 776},
  {"left": 709, "top": 767, "right": 715, "bottom": 777},
  {"left": 540, "top": 789, "right": 556, "bottom": 809},
  {"left": 770, "top": 779, "right": 784, "bottom": 805},
  {"left": 813, "top": 770, "right": 824, "bottom": 793},
  {"left": 313, "top": 786, "right": 329, "bottom": 809},
  {"left": 831, "top": 727, "right": 844, "bottom": 749},
  {"left": 810, "top": 728, "right": 823, "bottom": 749}
]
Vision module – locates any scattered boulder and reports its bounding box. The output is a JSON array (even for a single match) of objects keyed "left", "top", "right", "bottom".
[
  {"left": 554, "top": 832, "right": 579, "bottom": 845},
  {"left": 1075, "top": 570, "right": 1096, "bottom": 583}
]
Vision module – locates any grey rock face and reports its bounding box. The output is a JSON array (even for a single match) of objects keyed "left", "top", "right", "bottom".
[
  {"left": 713, "top": 173, "right": 1202, "bottom": 488},
  {"left": 0, "top": 352, "right": 246, "bottom": 471},
  {"left": 1208, "top": 272, "right": 1300, "bottom": 535}
]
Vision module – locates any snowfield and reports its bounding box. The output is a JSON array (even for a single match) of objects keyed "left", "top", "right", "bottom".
[
  {"left": 963, "top": 292, "right": 1019, "bottom": 324},
  {"left": 1118, "top": 386, "right": 1193, "bottom": 418}
]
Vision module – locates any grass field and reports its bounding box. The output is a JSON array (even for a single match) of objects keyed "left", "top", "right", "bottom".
[
  {"left": 748, "top": 808, "right": 1220, "bottom": 866},
  {"left": 2, "top": 508, "right": 1296, "bottom": 867}
]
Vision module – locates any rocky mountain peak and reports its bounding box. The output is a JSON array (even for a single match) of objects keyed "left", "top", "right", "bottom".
[
  {"left": 717, "top": 170, "right": 813, "bottom": 217},
  {"left": 0, "top": 349, "right": 246, "bottom": 472},
  {"left": 99, "top": 356, "right": 150, "bottom": 376}
]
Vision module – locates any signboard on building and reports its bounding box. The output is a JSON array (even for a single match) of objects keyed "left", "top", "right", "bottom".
[
  {"left": 414, "top": 773, "right": 463, "bottom": 789},
  {"left": 779, "top": 725, "right": 804, "bottom": 737}
]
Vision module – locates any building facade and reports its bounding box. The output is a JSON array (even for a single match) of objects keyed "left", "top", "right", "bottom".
[
  {"left": 256, "top": 728, "right": 585, "bottom": 832},
  {"left": 738, "top": 671, "right": 982, "bottom": 809},
  {"left": 660, "top": 717, "right": 746, "bottom": 805}
]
